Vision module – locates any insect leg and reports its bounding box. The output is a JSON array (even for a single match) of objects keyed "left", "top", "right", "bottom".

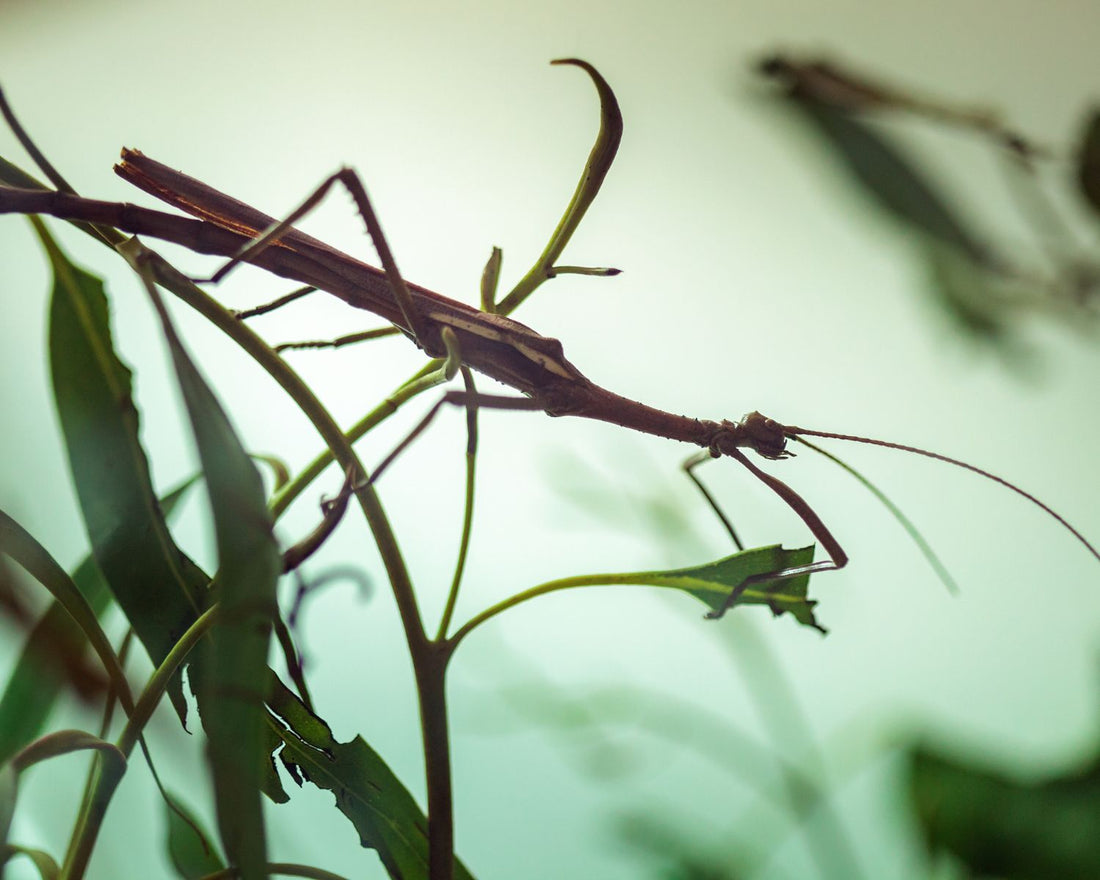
[
  {"left": 708, "top": 447, "right": 848, "bottom": 620},
  {"left": 682, "top": 449, "right": 745, "bottom": 552},
  {"left": 201, "top": 167, "right": 431, "bottom": 346}
]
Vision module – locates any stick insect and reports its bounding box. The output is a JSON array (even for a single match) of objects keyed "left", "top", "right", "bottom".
[{"left": 2, "top": 63, "right": 1096, "bottom": 623}]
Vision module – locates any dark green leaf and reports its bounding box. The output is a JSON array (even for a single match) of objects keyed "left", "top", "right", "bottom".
[
  {"left": 625, "top": 545, "right": 822, "bottom": 632},
  {"left": 1076, "top": 107, "right": 1100, "bottom": 217},
  {"left": 10, "top": 729, "right": 125, "bottom": 775},
  {"left": 39, "top": 221, "right": 207, "bottom": 725},
  {"left": 164, "top": 792, "right": 226, "bottom": 880},
  {"left": 909, "top": 745, "right": 1100, "bottom": 878},
  {"left": 0, "top": 479, "right": 197, "bottom": 765},
  {"left": 134, "top": 240, "right": 281, "bottom": 880},
  {"left": 786, "top": 98, "right": 992, "bottom": 267},
  {"left": 268, "top": 679, "right": 477, "bottom": 880},
  {"left": 0, "top": 510, "right": 132, "bottom": 714}
]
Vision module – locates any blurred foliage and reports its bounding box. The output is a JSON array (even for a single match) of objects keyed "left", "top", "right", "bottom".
[{"left": 759, "top": 54, "right": 1100, "bottom": 366}]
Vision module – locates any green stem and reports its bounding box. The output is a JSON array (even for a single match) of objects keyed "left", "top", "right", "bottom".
[
  {"left": 436, "top": 369, "right": 478, "bottom": 641},
  {"left": 414, "top": 646, "right": 454, "bottom": 880},
  {"left": 268, "top": 360, "right": 445, "bottom": 520},
  {"left": 448, "top": 573, "right": 621, "bottom": 649},
  {"left": 61, "top": 606, "right": 219, "bottom": 880}
]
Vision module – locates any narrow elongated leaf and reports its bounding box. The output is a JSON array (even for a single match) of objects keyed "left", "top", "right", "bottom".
[
  {"left": 910, "top": 746, "right": 1100, "bottom": 878},
  {"left": 129, "top": 240, "right": 280, "bottom": 880},
  {"left": 267, "top": 679, "right": 477, "bottom": 880},
  {"left": 0, "top": 555, "right": 109, "bottom": 765},
  {"left": 0, "top": 479, "right": 197, "bottom": 765},
  {"left": 10, "top": 729, "right": 125, "bottom": 774},
  {"left": 1077, "top": 107, "right": 1100, "bottom": 216},
  {"left": 164, "top": 792, "right": 226, "bottom": 880},
  {"left": 783, "top": 98, "right": 992, "bottom": 267},
  {"left": 0, "top": 844, "right": 60, "bottom": 880},
  {"left": 0, "top": 510, "right": 132, "bottom": 710},
  {"left": 38, "top": 220, "right": 207, "bottom": 724}
]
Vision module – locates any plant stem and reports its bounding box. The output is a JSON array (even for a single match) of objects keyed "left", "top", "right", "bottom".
[
  {"left": 61, "top": 606, "right": 219, "bottom": 880},
  {"left": 414, "top": 646, "right": 454, "bottom": 880}
]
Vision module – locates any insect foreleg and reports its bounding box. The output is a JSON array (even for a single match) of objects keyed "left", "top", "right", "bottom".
[{"left": 708, "top": 447, "right": 849, "bottom": 620}]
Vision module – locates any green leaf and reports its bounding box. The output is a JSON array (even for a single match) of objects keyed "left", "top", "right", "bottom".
[
  {"left": 0, "top": 844, "right": 60, "bottom": 880},
  {"left": 268, "top": 679, "right": 477, "bottom": 880},
  {"left": 10, "top": 729, "right": 125, "bottom": 775},
  {"left": 0, "top": 510, "right": 133, "bottom": 714},
  {"left": 38, "top": 219, "right": 208, "bottom": 725},
  {"left": 0, "top": 479, "right": 197, "bottom": 765},
  {"left": 164, "top": 792, "right": 226, "bottom": 880},
  {"left": 1076, "top": 106, "right": 1100, "bottom": 217},
  {"left": 784, "top": 98, "right": 992, "bottom": 267},
  {"left": 909, "top": 745, "right": 1100, "bottom": 879},
  {"left": 628, "top": 545, "right": 822, "bottom": 632},
  {"left": 128, "top": 239, "right": 281, "bottom": 880}
]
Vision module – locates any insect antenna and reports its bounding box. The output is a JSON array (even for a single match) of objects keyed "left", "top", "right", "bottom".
[{"left": 784, "top": 425, "right": 1100, "bottom": 564}]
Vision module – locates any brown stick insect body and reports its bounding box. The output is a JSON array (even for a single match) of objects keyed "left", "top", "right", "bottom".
[{"left": 2, "top": 126, "right": 1096, "bottom": 622}]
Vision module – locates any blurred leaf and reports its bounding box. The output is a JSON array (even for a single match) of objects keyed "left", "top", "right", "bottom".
[
  {"left": 268, "top": 678, "right": 477, "bottom": 880},
  {"left": 0, "top": 763, "right": 14, "bottom": 850},
  {"left": 164, "top": 792, "right": 226, "bottom": 880},
  {"left": 251, "top": 453, "right": 291, "bottom": 492},
  {"left": 781, "top": 96, "right": 993, "bottom": 267},
  {"left": 923, "top": 243, "right": 1034, "bottom": 369},
  {"left": 626, "top": 545, "right": 822, "bottom": 632},
  {"left": 0, "top": 478, "right": 197, "bottom": 766},
  {"left": 0, "top": 844, "right": 60, "bottom": 880},
  {"left": 38, "top": 221, "right": 208, "bottom": 725},
  {"left": 10, "top": 729, "right": 125, "bottom": 774},
  {"left": 619, "top": 816, "right": 749, "bottom": 880},
  {"left": 1077, "top": 107, "right": 1100, "bottom": 217},
  {"left": 136, "top": 245, "right": 281, "bottom": 880},
  {"left": 910, "top": 746, "right": 1100, "bottom": 879},
  {"left": 0, "top": 510, "right": 131, "bottom": 715}
]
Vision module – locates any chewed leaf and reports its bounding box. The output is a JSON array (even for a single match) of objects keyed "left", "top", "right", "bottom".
[
  {"left": 122, "top": 238, "right": 280, "bottom": 880},
  {"left": 635, "top": 544, "right": 822, "bottom": 632},
  {"left": 267, "top": 678, "right": 477, "bottom": 880},
  {"left": 38, "top": 220, "right": 207, "bottom": 726}
]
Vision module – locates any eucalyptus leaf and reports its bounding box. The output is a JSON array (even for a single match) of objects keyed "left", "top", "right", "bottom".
[
  {"left": 784, "top": 97, "right": 992, "bottom": 268},
  {"left": 164, "top": 792, "right": 226, "bottom": 880},
  {"left": 128, "top": 238, "right": 281, "bottom": 880},
  {"left": 38, "top": 220, "right": 208, "bottom": 725},
  {"left": 0, "top": 510, "right": 132, "bottom": 713},
  {"left": 0, "top": 478, "right": 198, "bottom": 765},
  {"left": 268, "top": 679, "right": 476, "bottom": 880}
]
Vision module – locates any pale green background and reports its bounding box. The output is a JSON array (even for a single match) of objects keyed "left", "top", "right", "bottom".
[{"left": 2, "top": 1, "right": 1099, "bottom": 878}]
